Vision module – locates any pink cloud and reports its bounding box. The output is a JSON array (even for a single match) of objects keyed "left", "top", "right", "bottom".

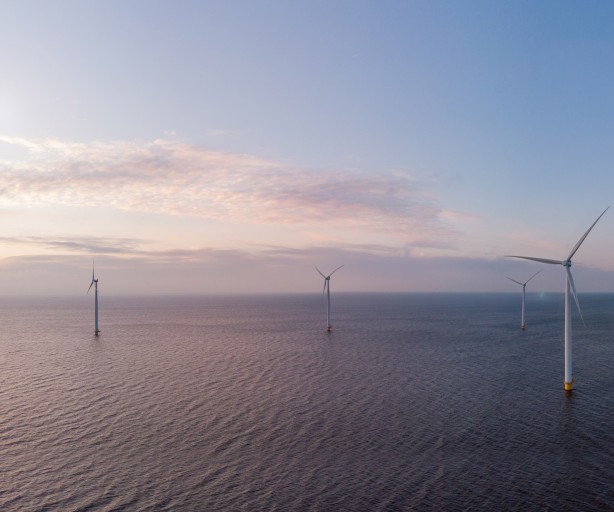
[{"left": 0, "top": 136, "right": 458, "bottom": 249}]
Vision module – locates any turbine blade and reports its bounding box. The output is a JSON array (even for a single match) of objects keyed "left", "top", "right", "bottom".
[
  {"left": 567, "top": 206, "right": 609, "bottom": 261},
  {"left": 87, "top": 280, "right": 94, "bottom": 293},
  {"left": 505, "top": 255, "right": 562, "bottom": 265},
  {"left": 328, "top": 264, "right": 344, "bottom": 277},
  {"left": 314, "top": 266, "right": 326, "bottom": 278},
  {"left": 566, "top": 267, "right": 585, "bottom": 326},
  {"left": 322, "top": 280, "right": 327, "bottom": 295},
  {"left": 524, "top": 269, "right": 542, "bottom": 285},
  {"left": 506, "top": 276, "right": 523, "bottom": 286}
]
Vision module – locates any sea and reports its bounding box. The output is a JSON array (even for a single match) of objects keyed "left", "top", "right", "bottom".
[{"left": 2, "top": 292, "right": 614, "bottom": 511}]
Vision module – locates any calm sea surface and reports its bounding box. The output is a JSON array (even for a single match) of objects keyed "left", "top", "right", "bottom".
[{"left": 2, "top": 293, "right": 614, "bottom": 511}]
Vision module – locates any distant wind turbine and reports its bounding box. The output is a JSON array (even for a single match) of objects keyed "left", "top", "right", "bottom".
[
  {"left": 315, "top": 265, "right": 343, "bottom": 332},
  {"left": 506, "top": 270, "right": 541, "bottom": 330},
  {"left": 506, "top": 207, "right": 609, "bottom": 391},
  {"left": 87, "top": 260, "right": 100, "bottom": 336}
]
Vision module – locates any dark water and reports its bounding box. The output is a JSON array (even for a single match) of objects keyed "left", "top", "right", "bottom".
[{"left": 2, "top": 293, "right": 614, "bottom": 511}]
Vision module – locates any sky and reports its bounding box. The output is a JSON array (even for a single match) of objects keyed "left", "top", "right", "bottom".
[{"left": 2, "top": 0, "right": 614, "bottom": 295}]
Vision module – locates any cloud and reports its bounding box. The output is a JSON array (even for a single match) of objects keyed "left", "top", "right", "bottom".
[
  {"left": 0, "top": 136, "right": 458, "bottom": 249},
  {"left": 440, "top": 209, "right": 481, "bottom": 222},
  {"left": 2, "top": 242, "right": 614, "bottom": 296},
  {"left": 0, "top": 235, "right": 144, "bottom": 255}
]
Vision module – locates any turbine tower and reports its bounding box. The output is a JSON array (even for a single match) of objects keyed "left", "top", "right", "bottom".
[
  {"left": 87, "top": 260, "right": 100, "bottom": 336},
  {"left": 506, "top": 270, "right": 541, "bottom": 330},
  {"left": 315, "top": 265, "right": 343, "bottom": 332},
  {"left": 507, "top": 207, "right": 608, "bottom": 391}
]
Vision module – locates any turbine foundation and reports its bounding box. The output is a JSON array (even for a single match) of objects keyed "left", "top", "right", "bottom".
[{"left": 564, "top": 381, "right": 573, "bottom": 391}]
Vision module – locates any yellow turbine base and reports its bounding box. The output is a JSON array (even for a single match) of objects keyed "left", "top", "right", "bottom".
[{"left": 564, "top": 381, "right": 573, "bottom": 391}]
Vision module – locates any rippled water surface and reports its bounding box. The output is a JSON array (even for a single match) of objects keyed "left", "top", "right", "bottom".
[{"left": 3, "top": 293, "right": 614, "bottom": 511}]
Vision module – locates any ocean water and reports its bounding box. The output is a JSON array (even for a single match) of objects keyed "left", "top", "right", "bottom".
[{"left": 2, "top": 293, "right": 614, "bottom": 511}]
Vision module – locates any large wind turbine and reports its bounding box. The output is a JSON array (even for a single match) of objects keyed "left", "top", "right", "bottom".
[
  {"left": 87, "top": 261, "right": 100, "bottom": 336},
  {"left": 315, "top": 265, "right": 343, "bottom": 332},
  {"left": 506, "top": 270, "right": 541, "bottom": 330},
  {"left": 507, "top": 207, "right": 608, "bottom": 391}
]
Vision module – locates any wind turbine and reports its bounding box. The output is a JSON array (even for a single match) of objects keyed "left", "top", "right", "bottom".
[
  {"left": 506, "top": 207, "right": 608, "bottom": 391},
  {"left": 87, "top": 260, "right": 100, "bottom": 336},
  {"left": 506, "top": 270, "right": 541, "bottom": 330},
  {"left": 315, "top": 265, "right": 343, "bottom": 332}
]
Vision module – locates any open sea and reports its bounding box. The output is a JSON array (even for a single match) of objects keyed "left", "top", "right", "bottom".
[{"left": 2, "top": 292, "right": 614, "bottom": 511}]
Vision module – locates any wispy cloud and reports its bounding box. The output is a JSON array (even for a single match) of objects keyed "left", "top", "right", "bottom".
[
  {"left": 0, "top": 235, "right": 144, "bottom": 255},
  {"left": 440, "top": 209, "right": 481, "bottom": 222},
  {"left": 0, "top": 136, "right": 458, "bottom": 249}
]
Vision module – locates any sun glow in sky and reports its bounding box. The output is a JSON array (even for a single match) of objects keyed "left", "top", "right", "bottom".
[{"left": 2, "top": 0, "right": 614, "bottom": 294}]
